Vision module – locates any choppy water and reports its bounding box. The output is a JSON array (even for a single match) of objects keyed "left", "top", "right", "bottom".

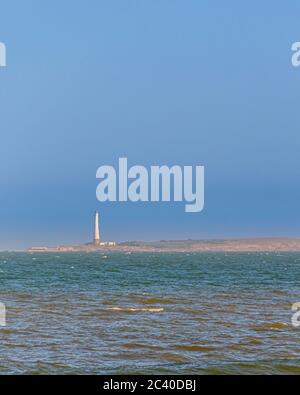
[{"left": 0, "top": 252, "right": 300, "bottom": 374}]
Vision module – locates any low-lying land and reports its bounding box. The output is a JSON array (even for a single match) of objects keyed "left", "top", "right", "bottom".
[{"left": 27, "top": 238, "right": 300, "bottom": 253}]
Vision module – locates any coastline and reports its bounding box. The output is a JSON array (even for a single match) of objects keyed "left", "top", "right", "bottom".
[{"left": 25, "top": 238, "right": 300, "bottom": 253}]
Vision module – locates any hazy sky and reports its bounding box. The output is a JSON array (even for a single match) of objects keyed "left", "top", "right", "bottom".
[{"left": 1, "top": 1, "right": 300, "bottom": 249}]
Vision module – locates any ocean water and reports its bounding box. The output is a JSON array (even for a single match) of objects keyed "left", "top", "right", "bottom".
[{"left": 0, "top": 252, "right": 300, "bottom": 375}]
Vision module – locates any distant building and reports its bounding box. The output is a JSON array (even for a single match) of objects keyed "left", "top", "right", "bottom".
[
  {"left": 92, "top": 209, "right": 116, "bottom": 247},
  {"left": 94, "top": 209, "right": 100, "bottom": 245},
  {"left": 29, "top": 247, "right": 48, "bottom": 252},
  {"left": 28, "top": 209, "right": 117, "bottom": 252}
]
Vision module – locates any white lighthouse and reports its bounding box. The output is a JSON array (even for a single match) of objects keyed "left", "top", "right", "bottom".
[{"left": 94, "top": 209, "right": 100, "bottom": 245}]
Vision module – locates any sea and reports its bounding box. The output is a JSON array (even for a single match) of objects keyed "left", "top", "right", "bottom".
[{"left": 0, "top": 252, "right": 300, "bottom": 375}]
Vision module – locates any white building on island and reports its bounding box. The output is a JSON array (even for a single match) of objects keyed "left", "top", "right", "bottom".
[{"left": 92, "top": 209, "right": 116, "bottom": 247}]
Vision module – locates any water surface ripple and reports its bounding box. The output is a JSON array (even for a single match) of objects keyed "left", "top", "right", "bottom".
[{"left": 0, "top": 252, "right": 299, "bottom": 374}]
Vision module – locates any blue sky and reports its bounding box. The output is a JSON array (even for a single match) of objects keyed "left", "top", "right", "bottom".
[{"left": 0, "top": 1, "right": 300, "bottom": 249}]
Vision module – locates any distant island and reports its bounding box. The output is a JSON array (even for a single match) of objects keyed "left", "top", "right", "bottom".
[
  {"left": 28, "top": 238, "right": 300, "bottom": 253},
  {"left": 27, "top": 211, "right": 300, "bottom": 253}
]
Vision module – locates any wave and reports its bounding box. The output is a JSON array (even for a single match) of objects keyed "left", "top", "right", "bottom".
[
  {"left": 252, "top": 322, "right": 288, "bottom": 331},
  {"left": 134, "top": 297, "right": 175, "bottom": 305},
  {"left": 174, "top": 345, "right": 216, "bottom": 352},
  {"left": 106, "top": 307, "right": 164, "bottom": 312}
]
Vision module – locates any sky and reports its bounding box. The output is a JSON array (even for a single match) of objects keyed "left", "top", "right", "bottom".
[{"left": 0, "top": 1, "right": 300, "bottom": 249}]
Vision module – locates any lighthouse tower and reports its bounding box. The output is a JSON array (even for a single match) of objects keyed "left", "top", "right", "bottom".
[{"left": 94, "top": 209, "right": 100, "bottom": 245}]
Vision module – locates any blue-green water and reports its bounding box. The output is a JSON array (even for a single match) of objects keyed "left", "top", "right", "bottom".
[{"left": 0, "top": 252, "right": 300, "bottom": 374}]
